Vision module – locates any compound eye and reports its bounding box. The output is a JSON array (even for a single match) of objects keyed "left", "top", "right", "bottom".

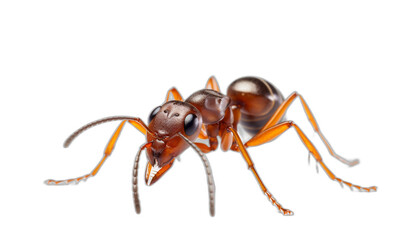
[
  {"left": 184, "top": 114, "right": 199, "bottom": 136},
  {"left": 148, "top": 106, "right": 161, "bottom": 124}
]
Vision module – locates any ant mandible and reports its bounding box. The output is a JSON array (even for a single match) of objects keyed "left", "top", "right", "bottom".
[{"left": 45, "top": 76, "right": 377, "bottom": 216}]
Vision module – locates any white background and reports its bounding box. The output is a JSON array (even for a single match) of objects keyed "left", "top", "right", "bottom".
[{"left": 1, "top": 1, "right": 413, "bottom": 239}]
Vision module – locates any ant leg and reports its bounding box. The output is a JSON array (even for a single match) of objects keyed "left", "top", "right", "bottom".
[
  {"left": 246, "top": 121, "right": 377, "bottom": 192},
  {"left": 165, "top": 87, "right": 184, "bottom": 102},
  {"left": 260, "top": 92, "right": 359, "bottom": 167},
  {"left": 194, "top": 134, "right": 219, "bottom": 153},
  {"left": 199, "top": 124, "right": 208, "bottom": 140},
  {"left": 196, "top": 123, "right": 220, "bottom": 152},
  {"left": 45, "top": 117, "right": 149, "bottom": 185},
  {"left": 228, "top": 127, "right": 294, "bottom": 216},
  {"left": 128, "top": 120, "right": 147, "bottom": 135},
  {"left": 194, "top": 143, "right": 213, "bottom": 153},
  {"left": 45, "top": 121, "right": 128, "bottom": 185},
  {"left": 220, "top": 130, "right": 233, "bottom": 151},
  {"left": 205, "top": 76, "right": 221, "bottom": 92},
  {"left": 194, "top": 139, "right": 221, "bottom": 154}
]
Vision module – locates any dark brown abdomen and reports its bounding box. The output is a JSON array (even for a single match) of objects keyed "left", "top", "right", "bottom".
[{"left": 227, "top": 76, "right": 284, "bottom": 135}]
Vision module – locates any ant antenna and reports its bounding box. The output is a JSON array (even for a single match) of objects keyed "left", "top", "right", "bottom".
[
  {"left": 132, "top": 142, "right": 152, "bottom": 214},
  {"left": 178, "top": 132, "right": 216, "bottom": 216}
]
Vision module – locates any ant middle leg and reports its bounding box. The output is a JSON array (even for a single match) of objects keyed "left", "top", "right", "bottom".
[
  {"left": 245, "top": 121, "right": 377, "bottom": 192},
  {"left": 228, "top": 126, "right": 294, "bottom": 216},
  {"left": 205, "top": 76, "right": 221, "bottom": 92},
  {"left": 260, "top": 91, "right": 359, "bottom": 167}
]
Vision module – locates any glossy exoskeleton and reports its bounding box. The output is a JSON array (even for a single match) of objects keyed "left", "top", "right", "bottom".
[{"left": 45, "top": 76, "right": 377, "bottom": 216}]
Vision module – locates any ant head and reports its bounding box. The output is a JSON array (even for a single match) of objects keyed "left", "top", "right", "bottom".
[{"left": 144, "top": 100, "right": 202, "bottom": 185}]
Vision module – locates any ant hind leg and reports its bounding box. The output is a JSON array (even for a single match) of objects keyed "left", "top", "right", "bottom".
[
  {"left": 260, "top": 92, "right": 359, "bottom": 167},
  {"left": 245, "top": 121, "right": 377, "bottom": 192}
]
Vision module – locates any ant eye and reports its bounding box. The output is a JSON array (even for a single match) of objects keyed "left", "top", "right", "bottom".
[
  {"left": 184, "top": 114, "right": 199, "bottom": 136},
  {"left": 148, "top": 106, "right": 161, "bottom": 123}
]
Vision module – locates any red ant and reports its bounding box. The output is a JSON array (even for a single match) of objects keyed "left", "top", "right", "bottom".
[{"left": 45, "top": 76, "right": 377, "bottom": 216}]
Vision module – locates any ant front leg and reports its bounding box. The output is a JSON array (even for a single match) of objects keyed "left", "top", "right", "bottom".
[
  {"left": 227, "top": 126, "right": 294, "bottom": 216},
  {"left": 261, "top": 92, "right": 359, "bottom": 167},
  {"left": 165, "top": 87, "right": 184, "bottom": 102},
  {"left": 45, "top": 117, "right": 149, "bottom": 185},
  {"left": 194, "top": 134, "right": 218, "bottom": 153},
  {"left": 246, "top": 121, "right": 377, "bottom": 192},
  {"left": 195, "top": 123, "right": 220, "bottom": 153}
]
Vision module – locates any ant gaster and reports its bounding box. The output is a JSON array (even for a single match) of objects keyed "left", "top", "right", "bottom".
[{"left": 46, "top": 76, "right": 377, "bottom": 216}]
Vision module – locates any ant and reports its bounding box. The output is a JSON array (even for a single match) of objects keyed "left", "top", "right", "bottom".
[{"left": 45, "top": 76, "right": 377, "bottom": 216}]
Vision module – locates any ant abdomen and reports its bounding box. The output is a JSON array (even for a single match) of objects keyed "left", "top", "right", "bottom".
[{"left": 227, "top": 76, "right": 284, "bottom": 135}]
